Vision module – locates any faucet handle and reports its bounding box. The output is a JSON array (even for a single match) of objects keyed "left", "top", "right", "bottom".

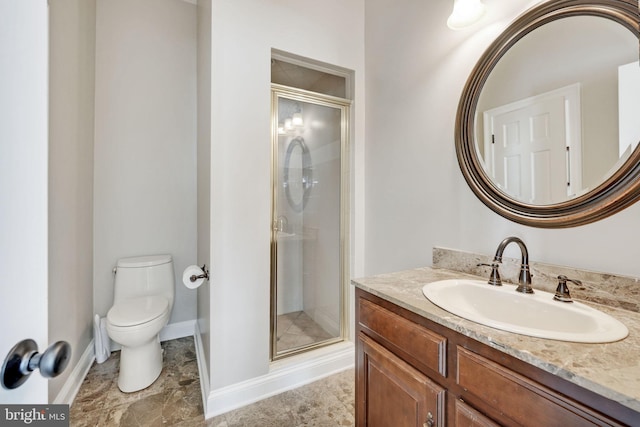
[
  {"left": 554, "top": 275, "right": 581, "bottom": 303},
  {"left": 477, "top": 263, "right": 502, "bottom": 286}
]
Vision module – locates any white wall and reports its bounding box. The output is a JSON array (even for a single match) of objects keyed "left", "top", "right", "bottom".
[
  {"left": 300, "top": 102, "right": 343, "bottom": 334},
  {"left": 208, "top": 0, "right": 365, "bottom": 393},
  {"left": 48, "top": 0, "right": 96, "bottom": 400},
  {"left": 275, "top": 101, "right": 343, "bottom": 334},
  {"left": 364, "top": 0, "right": 640, "bottom": 280},
  {"left": 196, "top": 0, "right": 212, "bottom": 386},
  {"left": 94, "top": 0, "right": 197, "bottom": 324}
]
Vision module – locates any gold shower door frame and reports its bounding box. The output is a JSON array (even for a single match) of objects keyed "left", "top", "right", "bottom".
[{"left": 270, "top": 84, "right": 351, "bottom": 360}]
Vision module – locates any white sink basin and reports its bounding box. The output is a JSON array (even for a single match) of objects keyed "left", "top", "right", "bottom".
[{"left": 422, "top": 279, "right": 628, "bottom": 343}]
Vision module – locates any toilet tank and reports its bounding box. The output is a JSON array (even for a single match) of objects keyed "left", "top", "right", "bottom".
[{"left": 113, "top": 254, "right": 175, "bottom": 309}]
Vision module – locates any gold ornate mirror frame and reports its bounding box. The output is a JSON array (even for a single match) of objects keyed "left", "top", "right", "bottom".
[{"left": 456, "top": 0, "right": 640, "bottom": 227}]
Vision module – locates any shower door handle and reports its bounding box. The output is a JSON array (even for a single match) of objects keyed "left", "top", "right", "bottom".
[
  {"left": 1, "top": 339, "right": 71, "bottom": 390},
  {"left": 274, "top": 215, "right": 288, "bottom": 232}
]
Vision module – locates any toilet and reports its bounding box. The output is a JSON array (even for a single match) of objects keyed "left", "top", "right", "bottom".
[{"left": 105, "top": 254, "right": 175, "bottom": 392}]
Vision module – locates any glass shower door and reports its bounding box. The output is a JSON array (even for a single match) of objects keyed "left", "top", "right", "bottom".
[{"left": 270, "top": 86, "right": 350, "bottom": 359}]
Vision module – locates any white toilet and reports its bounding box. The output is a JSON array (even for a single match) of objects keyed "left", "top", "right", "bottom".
[{"left": 106, "top": 254, "right": 175, "bottom": 392}]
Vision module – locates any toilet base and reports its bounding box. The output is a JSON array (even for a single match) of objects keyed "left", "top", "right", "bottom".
[{"left": 117, "top": 335, "right": 163, "bottom": 392}]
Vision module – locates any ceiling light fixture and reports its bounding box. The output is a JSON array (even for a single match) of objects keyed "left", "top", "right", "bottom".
[
  {"left": 292, "top": 112, "right": 303, "bottom": 127},
  {"left": 284, "top": 118, "right": 293, "bottom": 131},
  {"left": 447, "top": 0, "right": 486, "bottom": 30}
]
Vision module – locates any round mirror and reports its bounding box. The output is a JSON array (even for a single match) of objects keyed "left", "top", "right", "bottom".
[
  {"left": 284, "top": 137, "right": 313, "bottom": 212},
  {"left": 456, "top": 0, "right": 640, "bottom": 227}
]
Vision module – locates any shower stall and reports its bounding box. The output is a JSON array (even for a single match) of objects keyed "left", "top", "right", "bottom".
[{"left": 270, "top": 82, "right": 350, "bottom": 360}]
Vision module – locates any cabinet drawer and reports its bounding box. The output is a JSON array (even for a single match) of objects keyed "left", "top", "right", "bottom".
[
  {"left": 359, "top": 298, "right": 446, "bottom": 376},
  {"left": 454, "top": 399, "right": 500, "bottom": 427},
  {"left": 456, "top": 347, "right": 619, "bottom": 426}
]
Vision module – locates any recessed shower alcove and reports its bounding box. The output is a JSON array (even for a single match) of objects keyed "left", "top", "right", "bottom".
[{"left": 270, "top": 55, "right": 352, "bottom": 359}]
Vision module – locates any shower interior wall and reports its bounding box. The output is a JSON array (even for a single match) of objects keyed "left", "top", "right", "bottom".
[{"left": 276, "top": 101, "right": 343, "bottom": 337}]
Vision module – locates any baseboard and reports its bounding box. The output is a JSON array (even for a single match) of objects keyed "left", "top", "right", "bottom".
[
  {"left": 193, "top": 322, "right": 210, "bottom": 412},
  {"left": 159, "top": 319, "right": 196, "bottom": 342},
  {"left": 203, "top": 341, "right": 354, "bottom": 419},
  {"left": 53, "top": 340, "right": 95, "bottom": 405}
]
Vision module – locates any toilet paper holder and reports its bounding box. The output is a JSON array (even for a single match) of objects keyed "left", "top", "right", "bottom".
[{"left": 190, "top": 264, "right": 210, "bottom": 283}]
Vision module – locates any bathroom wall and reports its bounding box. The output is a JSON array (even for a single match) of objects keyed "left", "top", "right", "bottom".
[
  {"left": 93, "top": 0, "right": 197, "bottom": 324},
  {"left": 48, "top": 0, "right": 96, "bottom": 401},
  {"left": 207, "top": 0, "right": 365, "bottom": 398},
  {"left": 196, "top": 0, "right": 212, "bottom": 386},
  {"left": 275, "top": 101, "right": 343, "bottom": 334},
  {"left": 364, "top": 0, "right": 640, "bottom": 280},
  {"left": 300, "top": 102, "right": 343, "bottom": 335}
]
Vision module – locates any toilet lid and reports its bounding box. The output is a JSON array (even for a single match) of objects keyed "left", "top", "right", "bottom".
[{"left": 107, "top": 296, "right": 169, "bottom": 327}]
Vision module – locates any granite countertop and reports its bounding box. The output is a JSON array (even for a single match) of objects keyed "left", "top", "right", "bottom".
[{"left": 352, "top": 266, "right": 640, "bottom": 414}]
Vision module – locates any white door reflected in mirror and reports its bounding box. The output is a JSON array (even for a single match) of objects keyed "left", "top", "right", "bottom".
[{"left": 483, "top": 84, "right": 581, "bottom": 204}]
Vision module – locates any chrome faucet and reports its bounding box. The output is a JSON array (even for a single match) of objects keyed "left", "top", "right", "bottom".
[{"left": 492, "top": 236, "right": 533, "bottom": 294}]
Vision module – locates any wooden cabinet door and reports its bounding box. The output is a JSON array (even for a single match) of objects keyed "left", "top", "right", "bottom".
[{"left": 357, "top": 333, "right": 445, "bottom": 427}]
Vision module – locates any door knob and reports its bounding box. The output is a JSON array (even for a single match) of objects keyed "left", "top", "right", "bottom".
[{"left": 1, "top": 339, "right": 71, "bottom": 390}]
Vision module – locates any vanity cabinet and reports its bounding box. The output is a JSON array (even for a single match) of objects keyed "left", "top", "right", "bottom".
[{"left": 356, "top": 288, "right": 635, "bottom": 427}]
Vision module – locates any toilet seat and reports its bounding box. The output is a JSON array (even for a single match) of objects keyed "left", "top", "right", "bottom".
[{"left": 107, "top": 296, "right": 169, "bottom": 327}]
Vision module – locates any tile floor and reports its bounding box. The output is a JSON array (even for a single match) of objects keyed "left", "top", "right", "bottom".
[
  {"left": 70, "top": 337, "right": 355, "bottom": 426},
  {"left": 276, "top": 311, "right": 335, "bottom": 353}
]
